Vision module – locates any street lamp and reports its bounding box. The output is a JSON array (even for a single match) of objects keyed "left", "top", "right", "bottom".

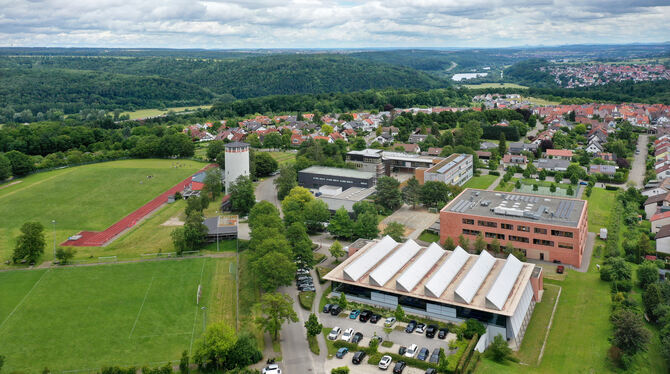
[
  {"left": 52, "top": 220, "right": 56, "bottom": 261},
  {"left": 201, "top": 306, "right": 207, "bottom": 332}
]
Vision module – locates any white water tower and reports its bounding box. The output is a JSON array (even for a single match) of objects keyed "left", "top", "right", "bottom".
[{"left": 224, "top": 141, "right": 250, "bottom": 193}]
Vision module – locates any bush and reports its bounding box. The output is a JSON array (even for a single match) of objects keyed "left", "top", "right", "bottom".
[
  {"left": 456, "top": 334, "right": 479, "bottom": 374},
  {"left": 331, "top": 367, "right": 349, "bottom": 374},
  {"left": 316, "top": 266, "right": 333, "bottom": 284},
  {"left": 463, "top": 319, "right": 486, "bottom": 339},
  {"left": 488, "top": 171, "right": 500, "bottom": 176},
  {"left": 307, "top": 335, "right": 320, "bottom": 355},
  {"left": 610, "top": 280, "right": 633, "bottom": 293},
  {"left": 605, "top": 185, "right": 620, "bottom": 191},
  {"left": 298, "top": 291, "right": 315, "bottom": 311},
  {"left": 314, "top": 253, "right": 326, "bottom": 264}
]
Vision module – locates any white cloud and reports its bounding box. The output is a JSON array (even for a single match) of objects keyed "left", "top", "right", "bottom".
[{"left": 0, "top": 0, "right": 667, "bottom": 48}]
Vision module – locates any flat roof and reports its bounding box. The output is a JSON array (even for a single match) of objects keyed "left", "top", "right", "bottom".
[
  {"left": 299, "top": 166, "right": 375, "bottom": 179},
  {"left": 425, "top": 153, "right": 470, "bottom": 174},
  {"left": 327, "top": 187, "right": 376, "bottom": 201},
  {"left": 324, "top": 236, "right": 536, "bottom": 316},
  {"left": 348, "top": 149, "right": 383, "bottom": 158},
  {"left": 442, "top": 189, "right": 586, "bottom": 228},
  {"left": 381, "top": 151, "right": 441, "bottom": 164}
]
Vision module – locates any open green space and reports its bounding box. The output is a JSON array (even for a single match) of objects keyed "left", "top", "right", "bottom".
[
  {"left": 494, "top": 178, "right": 518, "bottom": 192},
  {"left": 586, "top": 187, "right": 617, "bottom": 233},
  {"left": 463, "top": 174, "right": 498, "bottom": 190},
  {"left": 463, "top": 83, "right": 528, "bottom": 89},
  {"left": 0, "top": 257, "right": 237, "bottom": 372},
  {"left": 266, "top": 151, "right": 296, "bottom": 166},
  {"left": 120, "top": 105, "right": 212, "bottom": 120},
  {"left": 417, "top": 230, "right": 440, "bottom": 243},
  {"left": 0, "top": 159, "right": 205, "bottom": 267},
  {"left": 516, "top": 179, "right": 576, "bottom": 197}
]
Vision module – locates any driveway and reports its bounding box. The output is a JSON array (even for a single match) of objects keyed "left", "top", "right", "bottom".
[
  {"left": 256, "top": 175, "right": 281, "bottom": 210},
  {"left": 380, "top": 205, "right": 439, "bottom": 240},
  {"left": 628, "top": 134, "right": 648, "bottom": 188}
]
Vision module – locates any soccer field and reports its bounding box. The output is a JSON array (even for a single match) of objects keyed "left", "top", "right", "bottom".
[
  {"left": 0, "top": 159, "right": 205, "bottom": 265},
  {"left": 0, "top": 257, "right": 236, "bottom": 373}
]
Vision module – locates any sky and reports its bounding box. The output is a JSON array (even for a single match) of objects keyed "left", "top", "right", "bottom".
[{"left": 0, "top": 0, "right": 669, "bottom": 49}]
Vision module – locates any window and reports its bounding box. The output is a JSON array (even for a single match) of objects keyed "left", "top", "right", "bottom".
[
  {"left": 534, "top": 227, "right": 547, "bottom": 234},
  {"left": 462, "top": 228, "right": 480, "bottom": 236},
  {"left": 517, "top": 225, "right": 530, "bottom": 232},
  {"left": 509, "top": 235, "right": 529, "bottom": 243},
  {"left": 551, "top": 230, "right": 574, "bottom": 238},
  {"left": 462, "top": 219, "right": 474, "bottom": 225},
  {"left": 485, "top": 232, "right": 505, "bottom": 240},
  {"left": 501, "top": 223, "right": 513, "bottom": 230},
  {"left": 478, "top": 220, "right": 497, "bottom": 228},
  {"left": 558, "top": 243, "right": 574, "bottom": 249},
  {"left": 533, "top": 239, "right": 555, "bottom": 247}
]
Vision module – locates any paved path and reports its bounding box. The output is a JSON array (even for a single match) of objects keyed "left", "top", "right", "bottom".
[
  {"left": 380, "top": 205, "right": 438, "bottom": 240},
  {"left": 256, "top": 175, "right": 281, "bottom": 210},
  {"left": 629, "top": 134, "right": 648, "bottom": 188}
]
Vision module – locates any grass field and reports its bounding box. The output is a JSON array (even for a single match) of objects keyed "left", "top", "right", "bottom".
[
  {"left": 266, "top": 151, "right": 296, "bottom": 166},
  {"left": 462, "top": 174, "right": 498, "bottom": 190},
  {"left": 463, "top": 83, "right": 528, "bottom": 89},
  {"left": 586, "top": 187, "right": 617, "bottom": 233},
  {"left": 0, "top": 159, "right": 205, "bottom": 266},
  {"left": 120, "top": 105, "right": 212, "bottom": 120},
  {"left": 0, "top": 257, "right": 237, "bottom": 372},
  {"left": 523, "top": 96, "right": 560, "bottom": 106}
]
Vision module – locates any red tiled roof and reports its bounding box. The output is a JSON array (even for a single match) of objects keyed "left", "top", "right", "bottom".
[
  {"left": 546, "top": 149, "right": 573, "bottom": 157},
  {"left": 651, "top": 210, "right": 670, "bottom": 222}
]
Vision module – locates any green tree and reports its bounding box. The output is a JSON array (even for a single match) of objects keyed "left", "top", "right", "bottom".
[
  {"left": 281, "top": 186, "right": 314, "bottom": 226},
  {"left": 554, "top": 172, "right": 563, "bottom": 183},
  {"left": 443, "top": 236, "right": 456, "bottom": 251},
  {"left": 229, "top": 175, "right": 255, "bottom": 215},
  {"left": 328, "top": 207, "right": 355, "bottom": 240},
  {"left": 207, "top": 140, "right": 226, "bottom": 161},
  {"left": 303, "top": 199, "right": 331, "bottom": 233},
  {"left": 274, "top": 165, "right": 298, "bottom": 201},
  {"left": 487, "top": 334, "right": 513, "bottom": 362},
  {"left": 202, "top": 168, "right": 223, "bottom": 200},
  {"left": 611, "top": 309, "right": 651, "bottom": 355},
  {"left": 329, "top": 240, "right": 346, "bottom": 262},
  {"left": 172, "top": 213, "right": 207, "bottom": 255},
  {"left": 498, "top": 132, "right": 507, "bottom": 156},
  {"left": 263, "top": 133, "right": 283, "bottom": 149},
  {"left": 248, "top": 201, "right": 280, "bottom": 230},
  {"left": 455, "top": 121, "right": 483, "bottom": 149},
  {"left": 192, "top": 322, "right": 237, "bottom": 371},
  {"left": 550, "top": 183, "right": 556, "bottom": 193},
  {"left": 255, "top": 293, "right": 298, "bottom": 341},
  {"left": 383, "top": 222, "right": 406, "bottom": 242},
  {"left": 12, "top": 221, "right": 45, "bottom": 264},
  {"left": 254, "top": 152, "right": 279, "bottom": 177},
  {"left": 286, "top": 222, "right": 314, "bottom": 267},
  {"left": 354, "top": 212, "right": 379, "bottom": 239},
  {"left": 394, "top": 304, "right": 406, "bottom": 321},
  {"left": 216, "top": 151, "right": 226, "bottom": 169},
  {"left": 0, "top": 153, "right": 11, "bottom": 180},
  {"left": 539, "top": 169, "right": 547, "bottom": 180},
  {"left": 637, "top": 262, "right": 659, "bottom": 290},
  {"left": 566, "top": 185, "right": 574, "bottom": 196},
  {"left": 490, "top": 237, "right": 501, "bottom": 253},
  {"left": 55, "top": 247, "right": 76, "bottom": 264},
  {"left": 463, "top": 319, "right": 486, "bottom": 339},
  {"left": 420, "top": 181, "right": 452, "bottom": 209},
  {"left": 254, "top": 251, "right": 296, "bottom": 291},
  {"left": 337, "top": 292, "right": 347, "bottom": 310},
  {"left": 402, "top": 177, "right": 422, "bottom": 209},
  {"left": 473, "top": 233, "right": 487, "bottom": 254},
  {"left": 5, "top": 150, "right": 34, "bottom": 176},
  {"left": 570, "top": 173, "right": 579, "bottom": 185},
  {"left": 458, "top": 234, "right": 470, "bottom": 251},
  {"left": 375, "top": 176, "right": 402, "bottom": 213},
  {"left": 179, "top": 350, "right": 189, "bottom": 374},
  {"left": 515, "top": 180, "right": 521, "bottom": 189},
  {"left": 533, "top": 183, "right": 539, "bottom": 191},
  {"left": 304, "top": 313, "right": 323, "bottom": 337}
]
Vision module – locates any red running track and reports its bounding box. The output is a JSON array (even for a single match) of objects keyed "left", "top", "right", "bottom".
[{"left": 61, "top": 164, "right": 214, "bottom": 247}]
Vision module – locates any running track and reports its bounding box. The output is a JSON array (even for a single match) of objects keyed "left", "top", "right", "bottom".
[{"left": 61, "top": 164, "right": 214, "bottom": 247}]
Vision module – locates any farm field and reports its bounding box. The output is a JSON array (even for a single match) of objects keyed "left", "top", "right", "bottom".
[
  {"left": 120, "top": 105, "right": 212, "bottom": 120},
  {"left": 266, "top": 151, "right": 296, "bottom": 165},
  {"left": 0, "top": 159, "right": 205, "bottom": 266},
  {"left": 463, "top": 82, "right": 528, "bottom": 89},
  {"left": 462, "top": 174, "right": 498, "bottom": 190},
  {"left": 0, "top": 257, "right": 236, "bottom": 373}
]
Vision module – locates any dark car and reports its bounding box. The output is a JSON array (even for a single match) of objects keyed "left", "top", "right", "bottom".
[
  {"left": 359, "top": 310, "right": 373, "bottom": 322},
  {"left": 398, "top": 346, "right": 407, "bottom": 356},
  {"left": 392, "top": 361, "right": 406, "bottom": 374},
  {"left": 352, "top": 332, "right": 363, "bottom": 344},
  {"left": 405, "top": 320, "right": 417, "bottom": 333},
  {"left": 425, "top": 324, "right": 438, "bottom": 338},
  {"left": 352, "top": 351, "right": 366, "bottom": 365},
  {"left": 298, "top": 285, "right": 315, "bottom": 292},
  {"left": 417, "top": 347, "right": 429, "bottom": 361},
  {"left": 429, "top": 348, "right": 440, "bottom": 364},
  {"left": 322, "top": 304, "right": 333, "bottom": 313},
  {"left": 369, "top": 313, "right": 381, "bottom": 324},
  {"left": 296, "top": 276, "right": 311, "bottom": 282},
  {"left": 330, "top": 305, "right": 342, "bottom": 316},
  {"left": 425, "top": 369, "right": 437, "bottom": 374},
  {"left": 437, "top": 328, "right": 448, "bottom": 340}
]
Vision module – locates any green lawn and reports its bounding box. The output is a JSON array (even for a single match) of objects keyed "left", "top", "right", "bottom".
[
  {"left": 0, "top": 159, "right": 205, "bottom": 266},
  {"left": 266, "top": 151, "right": 296, "bottom": 166},
  {"left": 463, "top": 83, "right": 528, "bottom": 89},
  {"left": 462, "top": 174, "right": 498, "bottom": 190},
  {"left": 586, "top": 188, "right": 617, "bottom": 233},
  {"left": 119, "top": 105, "right": 212, "bottom": 120},
  {"left": 0, "top": 257, "right": 236, "bottom": 372},
  {"left": 494, "top": 178, "right": 518, "bottom": 192},
  {"left": 417, "top": 230, "right": 440, "bottom": 243}
]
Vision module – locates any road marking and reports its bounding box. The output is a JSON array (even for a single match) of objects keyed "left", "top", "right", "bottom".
[
  {"left": 129, "top": 276, "right": 155, "bottom": 338},
  {"left": 0, "top": 269, "right": 51, "bottom": 331},
  {"left": 537, "top": 284, "right": 562, "bottom": 365},
  {"left": 188, "top": 258, "right": 208, "bottom": 355}
]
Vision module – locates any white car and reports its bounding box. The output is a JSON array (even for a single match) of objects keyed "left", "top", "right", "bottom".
[
  {"left": 262, "top": 364, "right": 281, "bottom": 374},
  {"left": 340, "top": 327, "right": 354, "bottom": 342},
  {"left": 328, "top": 326, "right": 342, "bottom": 340},
  {"left": 384, "top": 317, "right": 396, "bottom": 327},
  {"left": 404, "top": 343, "right": 418, "bottom": 358},
  {"left": 378, "top": 355, "right": 392, "bottom": 370}
]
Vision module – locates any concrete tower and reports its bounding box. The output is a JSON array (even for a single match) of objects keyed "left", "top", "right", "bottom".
[{"left": 224, "top": 141, "right": 250, "bottom": 192}]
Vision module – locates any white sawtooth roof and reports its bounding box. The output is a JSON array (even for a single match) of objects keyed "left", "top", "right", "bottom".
[
  {"left": 343, "top": 235, "right": 398, "bottom": 281},
  {"left": 424, "top": 246, "right": 470, "bottom": 298},
  {"left": 368, "top": 239, "right": 422, "bottom": 287},
  {"left": 396, "top": 242, "right": 445, "bottom": 292},
  {"left": 486, "top": 254, "right": 524, "bottom": 310},
  {"left": 455, "top": 250, "right": 496, "bottom": 304}
]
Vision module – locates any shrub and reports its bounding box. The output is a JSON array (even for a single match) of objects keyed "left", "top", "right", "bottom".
[
  {"left": 331, "top": 366, "right": 349, "bottom": 374},
  {"left": 463, "top": 319, "right": 486, "bottom": 339},
  {"left": 488, "top": 171, "right": 500, "bottom": 176},
  {"left": 486, "top": 334, "right": 513, "bottom": 362},
  {"left": 610, "top": 280, "right": 633, "bottom": 293},
  {"left": 298, "top": 291, "right": 315, "bottom": 311}
]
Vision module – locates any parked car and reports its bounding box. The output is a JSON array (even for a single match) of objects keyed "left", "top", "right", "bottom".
[
  {"left": 557, "top": 265, "right": 565, "bottom": 274},
  {"left": 404, "top": 344, "right": 418, "bottom": 358},
  {"left": 352, "top": 332, "right": 363, "bottom": 344},
  {"left": 579, "top": 181, "right": 588, "bottom": 185},
  {"left": 392, "top": 361, "right": 407, "bottom": 374},
  {"left": 370, "top": 335, "right": 383, "bottom": 345},
  {"left": 398, "top": 346, "right": 407, "bottom": 356},
  {"left": 429, "top": 348, "right": 440, "bottom": 364},
  {"left": 335, "top": 347, "right": 348, "bottom": 359},
  {"left": 384, "top": 317, "right": 397, "bottom": 327},
  {"left": 349, "top": 309, "right": 361, "bottom": 319},
  {"left": 322, "top": 304, "right": 333, "bottom": 313},
  {"left": 330, "top": 305, "right": 342, "bottom": 316},
  {"left": 425, "top": 324, "right": 438, "bottom": 338},
  {"left": 405, "top": 320, "right": 417, "bottom": 333},
  {"left": 352, "top": 351, "right": 366, "bottom": 364},
  {"left": 262, "top": 364, "right": 281, "bottom": 374},
  {"left": 415, "top": 323, "right": 426, "bottom": 334},
  {"left": 378, "top": 355, "right": 393, "bottom": 370},
  {"left": 425, "top": 369, "right": 437, "bottom": 374},
  {"left": 438, "top": 328, "right": 448, "bottom": 340},
  {"left": 359, "top": 310, "right": 372, "bottom": 322},
  {"left": 327, "top": 327, "right": 341, "bottom": 340},
  {"left": 296, "top": 276, "right": 311, "bottom": 282},
  {"left": 417, "top": 347, "right": 429, "bottom": 361},
  {"left": 341, "top": 328, "right": 354, "bottom": 342},
  {"left": 370, "top": 313, "right": 381, "bottom": 324},
  {"left": 298, "top": 285, "right": 315, "bottom": 292}
]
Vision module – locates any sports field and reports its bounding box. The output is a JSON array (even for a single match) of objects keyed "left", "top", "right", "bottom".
[
  {"left": 0, "top": 257, "right": 236, "bottom": 372},
  {"left": 0, "top": 159, "right": 205, "bottom": 265}
]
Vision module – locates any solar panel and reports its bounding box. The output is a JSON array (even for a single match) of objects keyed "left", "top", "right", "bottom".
[
  {"left": 454, "top": 250, "right": 496, "bottom": 304},
  {"left": 424, "top": 246, "right": 470, "bottom": 298},
  {"left": 343, "top": 235, "right": 398, "bottom": 281},
  {"left": 486, "top": 254, "right": 524, "bottom": 310},
  {"left": 396, "top": 243, "right": 445, "bottom": 292},
  {"left": 369, "top": 239, "right": 422, "bottom": 286}
]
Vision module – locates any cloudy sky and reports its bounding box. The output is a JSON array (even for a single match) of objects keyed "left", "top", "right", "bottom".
[{"left": 0, "top": 0, "right": 668, "bottom": 48}]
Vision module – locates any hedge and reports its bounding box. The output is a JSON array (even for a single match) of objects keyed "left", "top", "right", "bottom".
[
  {"left": 455, "top": 334, "right": 479, "bottom": 374},
  {"left": 605, "top": 185, "right": 620, "bottom": 191},
  {"left": 298, "top": 291, "right": 315, "bottom": 311},
  {"left": 316, "top": 266, "right": 333, "bottom": 284},
  {"left": 488, "top": 171, "right": 500, "bottom": 176},
  {"left": 367, "top": 351, "right": 440, "bottom": 372},
  {"left": 464, "top": 351, "right": 481, "bottom": 374}
]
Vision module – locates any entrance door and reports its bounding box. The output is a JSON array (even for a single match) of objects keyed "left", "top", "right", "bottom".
[{"left": 540, "top": 253, "right": 545, "bottom": 261}]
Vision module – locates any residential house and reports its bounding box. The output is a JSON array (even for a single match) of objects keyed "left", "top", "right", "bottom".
[
  {"left": 658, "top": 163, "right": 670, "bottom": 180},
  {"left": 589, "top": 164, "right": 617, "bottom": 176},
  {"left": 502, "top": 154, "right": 528, "bottom": 169},
  {"left": 651, "top": 210, "right": 670, "bottom": 233},
  {"left": 585, "top": 140, "right": 604, "bottom": 154},
  {"left": 546, "top": 149, "right": 573, "bottom": 160},
  {"left": 534, "top": 158, "right": 570, "bottom": 172},
  {"left": 656, "top": 224, "right": 670, "bottom": 254},
  {"left": 426, "top": 147, "right": 443, "bottom": 157},
  {"left": 475, "top": 151, "right": 492, "bottom": 162},
  {"left": 596, "top": 152, "right": 615, "bottom": 161},
  {"left": 408, "top": 134, "right": 429, "bottom": 144},
  {"left": 290, "top": 134, "right": 307, "bottom": 147},
  {"left": 480, "top": 141, "right": 499, "bottom": 151},
  {"left": 644, "top": 192, "right": 670, "bottom": 219},
  {"left": 393, "top": 143, "right": 421, "bottom": 154},
  {"left": 509, "top": 142, "right": 538, "bottom": 154}
]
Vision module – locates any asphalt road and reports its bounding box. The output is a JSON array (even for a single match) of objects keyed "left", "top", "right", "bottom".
[
  {"left": 256, "top": 175, "right": 281, "bottom": 210},
  {"left": 629, "top": 134, "right": 648, "bottom": 188}
]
